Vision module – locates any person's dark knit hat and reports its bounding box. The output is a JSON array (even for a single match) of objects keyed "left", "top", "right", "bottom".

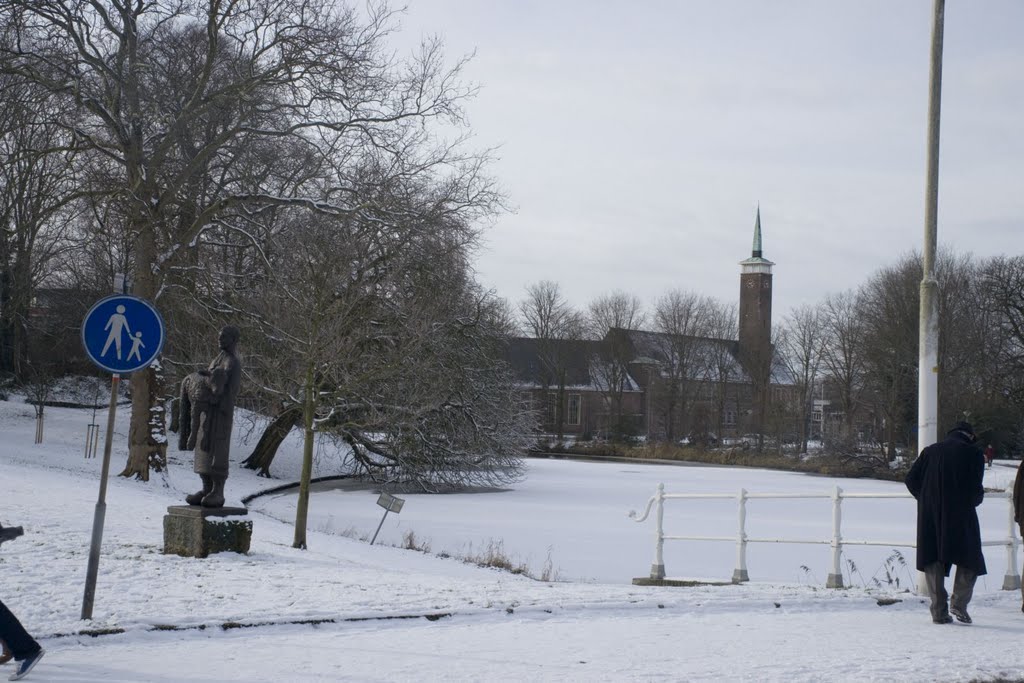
[{"left": 948, "top": 420, "right": 976, "bottom": 442}]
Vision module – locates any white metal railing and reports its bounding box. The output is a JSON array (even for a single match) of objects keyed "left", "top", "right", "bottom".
[{"left": 628, "top": 483, "right": 1022, "bottom": 590}]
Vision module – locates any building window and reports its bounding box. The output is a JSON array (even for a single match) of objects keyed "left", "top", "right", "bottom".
[
  {"left": 725, "top": 410, "right": 736, "bottom": 427},
  {"left": 568, "top": 393, "right": 581, "bottom": 426}
]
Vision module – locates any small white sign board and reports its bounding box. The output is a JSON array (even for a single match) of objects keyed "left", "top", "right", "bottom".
[{"left": 376, "top": 492, "right": 405, "bottom": 514}]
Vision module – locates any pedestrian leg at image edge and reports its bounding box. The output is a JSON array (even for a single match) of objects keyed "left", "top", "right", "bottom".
[
  {"left": 8, "top": 648, "right": 43, "bottom": 681},
  {"left": 0, "top": 599, "right": 43, "bottom": 680}
]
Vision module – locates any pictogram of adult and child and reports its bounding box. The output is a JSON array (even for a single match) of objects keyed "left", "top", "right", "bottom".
[{"left": 99, "top": 304, "right": 146, "bottom": 362}]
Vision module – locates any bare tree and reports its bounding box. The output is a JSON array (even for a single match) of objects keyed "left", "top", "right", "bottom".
[
  {"left": 819, "top": 291, "right": 866, "bottom": 441},
  {"left": 1, "top": 0, "right": 482, "bottom": 480},
  {"left": 484, "top": 295, "right": 520, "bottom": 339},
  {"left": 518, "top": 280, "right": 585, "bottom": 440},
  {"left": 777, "top": 305, "right": 823, "bottom": 454},
  {"left": 932, "top": 251, "right": 987, "bottom": 433},
  {"left": 858, "top": 255, "right": 927, "bottom": 458},
  {"left": 651, "top": 289, "right": 713, "bottom": 443},
  {"left": 978, "top": 255, "right": 1024, "bottom": 449},
  {"left": 588, "top": 291, "right": 645, "bottom": 441},
  {"left": 240, "top": 186, "right": 527, "bottom": 546},
  {"left": 0, "top": 74, "right": 82, "bottom": 378},
  {"left": 855, "top": 250, "right": 988, "bottom": 455},
  {"left": 702, "top": 300, "right": 738, "bottom": 439},
  {"left": 981, "top": 255, "right": 1024, "bottom": 403}
]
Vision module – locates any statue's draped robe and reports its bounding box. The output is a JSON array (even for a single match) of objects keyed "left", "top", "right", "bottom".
[{"left": 193, "top": 350, "right": 242, "bottom": 477}]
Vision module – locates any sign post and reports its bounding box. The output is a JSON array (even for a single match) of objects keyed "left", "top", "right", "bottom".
[
  {"left": 370, "top": 492, "right": 405, "bottom": 546},
  {"left": 79, "top": 295, "right": 165, "bottom": 620}
]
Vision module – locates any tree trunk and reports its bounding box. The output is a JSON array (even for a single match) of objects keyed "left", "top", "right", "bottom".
[
  {"left": 120, "top": 361, "right": 167, "bottom": 480},
  {"left": 664, "top": 382, "right": 677, "bottom": 444},
  {"left": 800, "top": 392, "right": 811, "bottom": 454},
  {"left": 120, "top": 221, "right": 167, "bottom": 480},
  {"left": 241, "top": 405, "right": 301, "bottom": 477},
  {"left": 0, "top": 266, "right": 11, "bottom": 375},
  {"left": 293, "top": 373, "right": 315, "bottom": 549},
  {"left": 555, "top": 378, "right": 566, "bottom": 441}
]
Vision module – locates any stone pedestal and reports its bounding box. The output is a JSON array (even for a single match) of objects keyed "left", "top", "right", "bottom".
[{"left": 163, "top": 505, "right": 252, "bottom": 558}]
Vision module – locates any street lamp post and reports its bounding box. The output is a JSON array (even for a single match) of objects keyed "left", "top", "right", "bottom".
[{"left": 918, "top": 0, "right": 945, "bottom": 452}]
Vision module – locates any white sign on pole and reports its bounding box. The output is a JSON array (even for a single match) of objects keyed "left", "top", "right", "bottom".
[{"left": 370, "top": 492, "right": 406, "bottom": 545}]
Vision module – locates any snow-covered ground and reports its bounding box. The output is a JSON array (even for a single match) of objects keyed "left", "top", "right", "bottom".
[{"left": 3, "top": 392, "right": 1024, "bottom": 682}]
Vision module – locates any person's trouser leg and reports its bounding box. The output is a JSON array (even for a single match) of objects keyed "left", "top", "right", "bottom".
[
  {"left": 0, "top": 599, "right": 39, "bottom": 660},
  {"left": 949, "top": 566, "right": 977, "bottom": 612},
  {"left": 923, "top": 562, "right": 949, "bottom": 620}
]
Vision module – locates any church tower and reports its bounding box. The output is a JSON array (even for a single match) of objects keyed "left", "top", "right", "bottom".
[{"left": 738, "top": 206, "right": 774, "bottom": 391}]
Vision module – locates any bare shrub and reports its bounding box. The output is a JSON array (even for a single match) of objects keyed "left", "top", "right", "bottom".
[{"left": 402, "top": 531, "right": 431, "bottom": 554}]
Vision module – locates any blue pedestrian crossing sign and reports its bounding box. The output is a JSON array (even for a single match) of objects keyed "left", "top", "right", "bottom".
[{"left": 81, "top": 295, "right": 165, "bottom": 374}]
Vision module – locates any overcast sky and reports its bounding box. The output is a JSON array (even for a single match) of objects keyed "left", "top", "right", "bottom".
[{"left": 398, "top": 1, "right": 1024, "bottom": 322}]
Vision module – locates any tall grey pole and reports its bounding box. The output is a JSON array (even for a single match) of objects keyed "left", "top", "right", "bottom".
[
  {"left": 918, "top": 0, "right": 944, "bottom": 453},
  {"left": 82, "top": 373, "right": 119, "bottom": 620}
]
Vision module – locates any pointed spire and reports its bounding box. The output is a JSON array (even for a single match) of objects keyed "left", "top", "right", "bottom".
[{"left": 752, "top": 204, "right": 763, "bottom": 258}]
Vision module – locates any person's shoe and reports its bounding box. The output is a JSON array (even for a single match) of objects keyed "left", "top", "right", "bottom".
[
  {"left": 932, "top": 613, "right": 953, "bottom": 624},
  {"left": 950, "top": 606, "right": 972, "bottom": 624},
  {"left": 9, "top": 648, "right": 43, "bottom": 681},
  {"left": 0, "top": 641, "right": 12, "bottom": 665}
]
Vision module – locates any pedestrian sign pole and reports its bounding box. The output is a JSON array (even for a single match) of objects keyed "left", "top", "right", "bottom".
[
  {"left": 79, "top": 295, "right": 165, "bottom": 620},
  {"left": 370, "top": 492, "right": 405, "bottom": 545},
  {"left": 81, "top": 372, "right": 119, "bottom": 620}
]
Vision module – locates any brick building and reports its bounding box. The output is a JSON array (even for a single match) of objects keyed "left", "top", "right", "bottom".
[{"left": 506, "top": 209, "right": 797, "bottom": 442}]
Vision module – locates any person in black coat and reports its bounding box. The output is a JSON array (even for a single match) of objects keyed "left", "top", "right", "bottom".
[{"left": 905, "top": 421, "right": 987, "bottom": 624}]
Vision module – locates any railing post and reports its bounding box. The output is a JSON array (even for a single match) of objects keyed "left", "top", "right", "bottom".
[
  {"left": 650, "top": 483, "right": 666, "bottom": 579},
  {"left": 732, "top": 488, "right": 749, "bottom": 583},
  {"left": 826, "top": 485, "right": 844, "bottom": 588},
  {"left": 1003, "top": 493, "right": 1021, "bottom": 590}
]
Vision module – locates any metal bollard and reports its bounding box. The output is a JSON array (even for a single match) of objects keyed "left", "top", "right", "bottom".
[
  {"left": 826, "top": 486, "right": 844, "bottom": 588},
  {"left": 84, "top": 423, "right": 100, "bottom": 458},
  {"left": 732, "top": 488, "right": 749, "bottom": 583}
]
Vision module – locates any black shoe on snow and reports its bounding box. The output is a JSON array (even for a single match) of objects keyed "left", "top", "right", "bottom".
[{"left": 949, "top": 606, "right": 971, "bottom": 624}]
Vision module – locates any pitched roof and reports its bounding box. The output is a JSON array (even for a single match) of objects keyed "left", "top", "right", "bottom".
[
  {"left": 503, "top": 337, "right": 599, "bottom": 389},
  {"left": 503, "top": 337, "right": 642, "bottom": 392},
  {"left": 612, "top": 328, "right": 750, "bottom": 383},
  {"left": 608, "top": 328, "right": 796, "bottom": 386}
]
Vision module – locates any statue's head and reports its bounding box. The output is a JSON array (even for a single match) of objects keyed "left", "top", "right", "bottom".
[{"left": 219, "top": 325, "right": 241, "bottom": 352}]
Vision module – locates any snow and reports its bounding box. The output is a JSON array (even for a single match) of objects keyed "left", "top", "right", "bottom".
[{"left": 2, "top": 394, "right": 1024, "bottom": 682}]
